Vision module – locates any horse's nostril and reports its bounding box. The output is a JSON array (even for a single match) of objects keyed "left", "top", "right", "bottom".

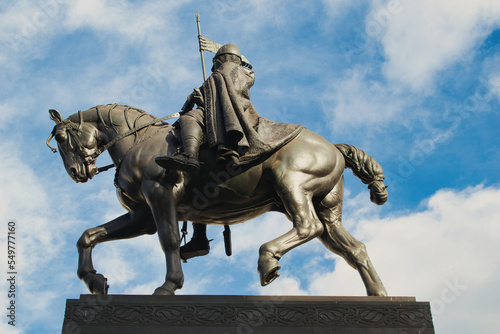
[{"left": 70, "top": 168, "right": 77, "bottom": 178}]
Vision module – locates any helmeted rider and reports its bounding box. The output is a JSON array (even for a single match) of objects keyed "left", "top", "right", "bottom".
[{"left": 156, "top": 43, "right": 256, "bottom": 173}]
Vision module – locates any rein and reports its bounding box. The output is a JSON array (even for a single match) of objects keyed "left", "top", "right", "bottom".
[
  {"left": 92, "top": 111, "right": 179, "bottom": 173},
  {"left": 90, "top": 112, "right": 180, "bottom": 160},
  {"left": 48, "top": 107, "right": 180, "bottom": 174}
]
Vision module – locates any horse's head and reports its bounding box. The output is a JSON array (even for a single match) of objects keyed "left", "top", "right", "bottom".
[{"left": 47, "top": 109, "right": 100, "bottom": 183}]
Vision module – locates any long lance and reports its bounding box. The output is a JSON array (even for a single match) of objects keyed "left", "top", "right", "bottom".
[{"left": 196, "top": 12, "right": 207, "bottom": 81}]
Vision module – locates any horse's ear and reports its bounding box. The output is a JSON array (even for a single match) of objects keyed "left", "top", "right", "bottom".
[{"left": 49, "top": 109, "right": 63, "bottom": 124}]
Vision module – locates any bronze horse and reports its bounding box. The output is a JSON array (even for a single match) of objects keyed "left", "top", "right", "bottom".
[{"left": 47, "top": 104, "right": 389, "bottom": 296}]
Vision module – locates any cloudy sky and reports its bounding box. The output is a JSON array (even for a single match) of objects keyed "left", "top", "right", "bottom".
[{"left": 0, "top": 0, "right": 499, "bottom": 333}]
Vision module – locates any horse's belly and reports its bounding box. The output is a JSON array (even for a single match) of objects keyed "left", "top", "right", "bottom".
[
  {"left": 179, "top": 197, "right": 280, "bottom": 224},
  {"left": 178, "top": 161, "right": 281, "bottom": 223},
  {"left": 178, "top": 184, "right": 281, "bottom": 224}
]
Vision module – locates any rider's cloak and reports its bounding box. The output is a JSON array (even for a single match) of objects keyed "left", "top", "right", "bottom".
[{"left": 199, "top": 61, "right": 304, "bottom": 164}]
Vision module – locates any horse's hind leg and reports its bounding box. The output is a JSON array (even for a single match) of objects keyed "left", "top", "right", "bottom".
[
  {"left": 316, "top": 177, "right": 387, "bottom": 296},
  {"left": 77, "top": 209, "right": 156, "bottom": 294}
]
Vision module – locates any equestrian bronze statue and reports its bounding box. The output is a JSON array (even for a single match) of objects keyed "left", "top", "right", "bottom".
[
  {"left": 47, "top": 35, "right": 390, "bottom": 296},
  {"left": 47, "top": 102, "right": 389, "bottom": 296}
]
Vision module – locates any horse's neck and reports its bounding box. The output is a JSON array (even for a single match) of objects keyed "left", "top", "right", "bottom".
[
  {"left": 77, "top": 104, "right": 151, "bottom": 131},
  {"left": 74, "top": 104, "right": 158, "bottom": 164}
]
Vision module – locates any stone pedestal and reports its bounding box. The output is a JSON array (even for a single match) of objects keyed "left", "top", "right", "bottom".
[{"left": 62, "top": 295, "right": 434, "bottom": 333}]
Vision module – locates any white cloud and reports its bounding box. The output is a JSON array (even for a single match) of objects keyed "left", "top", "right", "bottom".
[
  {"left": 0, "top": 141, "right": 65, "bottom": 277},
  {"left": 0, "top": 0, "right": 197, "bottom": 121},
  {"left": 64, "top": 0, "right": 164, "bottom": 40},
  {"left": 91, "top": 234, "right": 166, "bottom": 294},
  {"left": 0, "top": 322, "right": 22, "bottom": 334},
  {"left": 0, "top": 102, "right": 20, "bottom": 130},
  {"left": 321, "top": 66, "right": 408, "bottom": 136},
  {"left": 482, "top": 51, "right": 500, "bottom": 99},
  {"left": 308, "top": 184, "right": 500, "bottom": 333},
  {"left": 321, "top": 0, "right": 500, "bottom": 142},
  {"left": 374, "top": 0, "right": 500, "bottom": 92},
  {"left": 0, "top": 0, "right": 183, "bottom": 47},
  {"left": 489, "top": 75, "right": 500, "bottom": 99},
  {"left": 93, "top": 247, "right": 138, "bottom": 287},
  {"left": 125, "top": 281, "right": 162, "bottom": 295},
  {"left": 0, "top": 140, "right": 84, "bottom": 332},
  {"left": 322, "top": 0, "right": 360, "bottom": 20},
  {"left": 254, "top": 276, "right": 308, "bottom": 296},
  {"left": 0, "top": 143, "right": 49, "bottom": 219},
  {"left": 205, "top": 0, "right": 295, "bottom": 35},
  {"left": 178, "top": 275, "right": 215, "bottom": 295},
  {"left": 0, "top": 0, "right": 72, "bottom": 66}
]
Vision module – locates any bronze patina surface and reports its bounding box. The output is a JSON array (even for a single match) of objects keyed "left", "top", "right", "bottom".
[{"left": 48, "top": 102, "right": 389, "bottom": 296}]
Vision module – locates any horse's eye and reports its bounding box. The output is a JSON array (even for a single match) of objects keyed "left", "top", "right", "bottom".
[
  {"left": 55, "top": 132, "right": 67, "bottom": 143},
  {"left": 87, "top": 136, "right": 97, "bottom": 147}
]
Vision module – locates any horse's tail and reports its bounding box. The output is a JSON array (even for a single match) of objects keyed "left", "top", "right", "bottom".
[{"left": 335, "top": 144, "right": 388, "bottom": 205}]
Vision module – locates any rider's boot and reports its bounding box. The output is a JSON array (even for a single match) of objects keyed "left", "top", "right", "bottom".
[
  {"left": 180, "top": 223, "right": 211, "bottom": 261},
  {"left": 155, "top": 115, "right": 202, "bottom": 174}
]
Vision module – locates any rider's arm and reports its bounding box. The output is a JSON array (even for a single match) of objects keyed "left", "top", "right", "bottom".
[{"left": 181, "top": 88, "right": 204, "bottom": 112}]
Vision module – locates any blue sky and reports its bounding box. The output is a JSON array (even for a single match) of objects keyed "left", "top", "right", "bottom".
[{"left": 0, "top": 0, "right": 499, "bottom": 333}]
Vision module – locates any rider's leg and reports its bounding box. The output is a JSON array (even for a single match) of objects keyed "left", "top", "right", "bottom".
[
  {"left": 156, "top": 111, "right": 209, "bottom": 258},
  {"left": 180, "top": 223, "right": 211, "bottom": 261},
  {"left": 181, "top": 114, "right": 203, "bottom": 159},
  {"left": 156, "top": 113, "right": 203, "bottom": 173}
]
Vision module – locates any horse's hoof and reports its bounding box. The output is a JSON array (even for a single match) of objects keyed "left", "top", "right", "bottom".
[
  {"left": 258, "top": 258, "right": 281, "bottom": 286},
  {"left": 82, "top": 273, "right": 109, "bottom": 295},
  {"left": 153, "top": 285, "right": 175, "bottom": 295},
  {"left": 368, "top": 286, "right": 388, "bottom": 297}
]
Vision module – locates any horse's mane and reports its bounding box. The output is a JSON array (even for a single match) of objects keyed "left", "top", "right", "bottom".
[{"left": 67, "top": 104, "right": 173, "bottom": 132}]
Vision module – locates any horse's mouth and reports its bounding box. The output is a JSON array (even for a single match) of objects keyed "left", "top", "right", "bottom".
[
  {"left": 70, "top": 171, "right": 88, "bottom": 183},
  {"left": 70, "top": 164, "right": 97, "bottom": 183},
  {"left": 86, "top": 164, "right": 98, "bottom": 180}
]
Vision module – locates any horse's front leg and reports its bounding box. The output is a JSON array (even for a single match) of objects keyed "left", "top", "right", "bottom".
[
  {"left": 142, "top": 179, "right": 184, "bottom": 295},
  {"left": 77, "top": 209, "right": 156, "bottom": 294}
]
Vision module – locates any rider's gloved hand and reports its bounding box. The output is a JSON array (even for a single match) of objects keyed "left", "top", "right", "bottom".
[{"left": 181, "top": 88, "right": 204, "bottom": 112}]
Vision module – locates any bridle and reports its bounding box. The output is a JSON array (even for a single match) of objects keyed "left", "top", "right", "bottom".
[{"left": 47, "top": 108, "right": 180, "bottom": 174}]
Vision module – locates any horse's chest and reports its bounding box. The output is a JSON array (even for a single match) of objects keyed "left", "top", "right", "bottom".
[
  {"left": 115, "top": 178, "right": 139, "bottom": 211},
  {"left": 114, "top": 166, "right": 147, "bottom": 212}
]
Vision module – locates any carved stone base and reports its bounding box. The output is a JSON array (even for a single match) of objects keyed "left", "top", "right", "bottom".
[{"left": 62, "top": 295, "right": 434, "bottom": 334}]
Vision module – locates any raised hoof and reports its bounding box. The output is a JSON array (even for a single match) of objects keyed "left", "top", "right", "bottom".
[
  {"left": 258, "top": 258, "right": 281, "bottom": 286},
  {"left": 82, "top": 273, "right": 109, "bottom": 295}
]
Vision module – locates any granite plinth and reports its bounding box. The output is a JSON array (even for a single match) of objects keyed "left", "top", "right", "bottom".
[{"left": 62, "top": 295, "right": 434, "bottom": 334}]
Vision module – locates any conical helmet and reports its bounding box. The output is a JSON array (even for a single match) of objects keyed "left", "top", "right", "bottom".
[{"left": 215, "top": 43, "right": 242, "bottom": 60}]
